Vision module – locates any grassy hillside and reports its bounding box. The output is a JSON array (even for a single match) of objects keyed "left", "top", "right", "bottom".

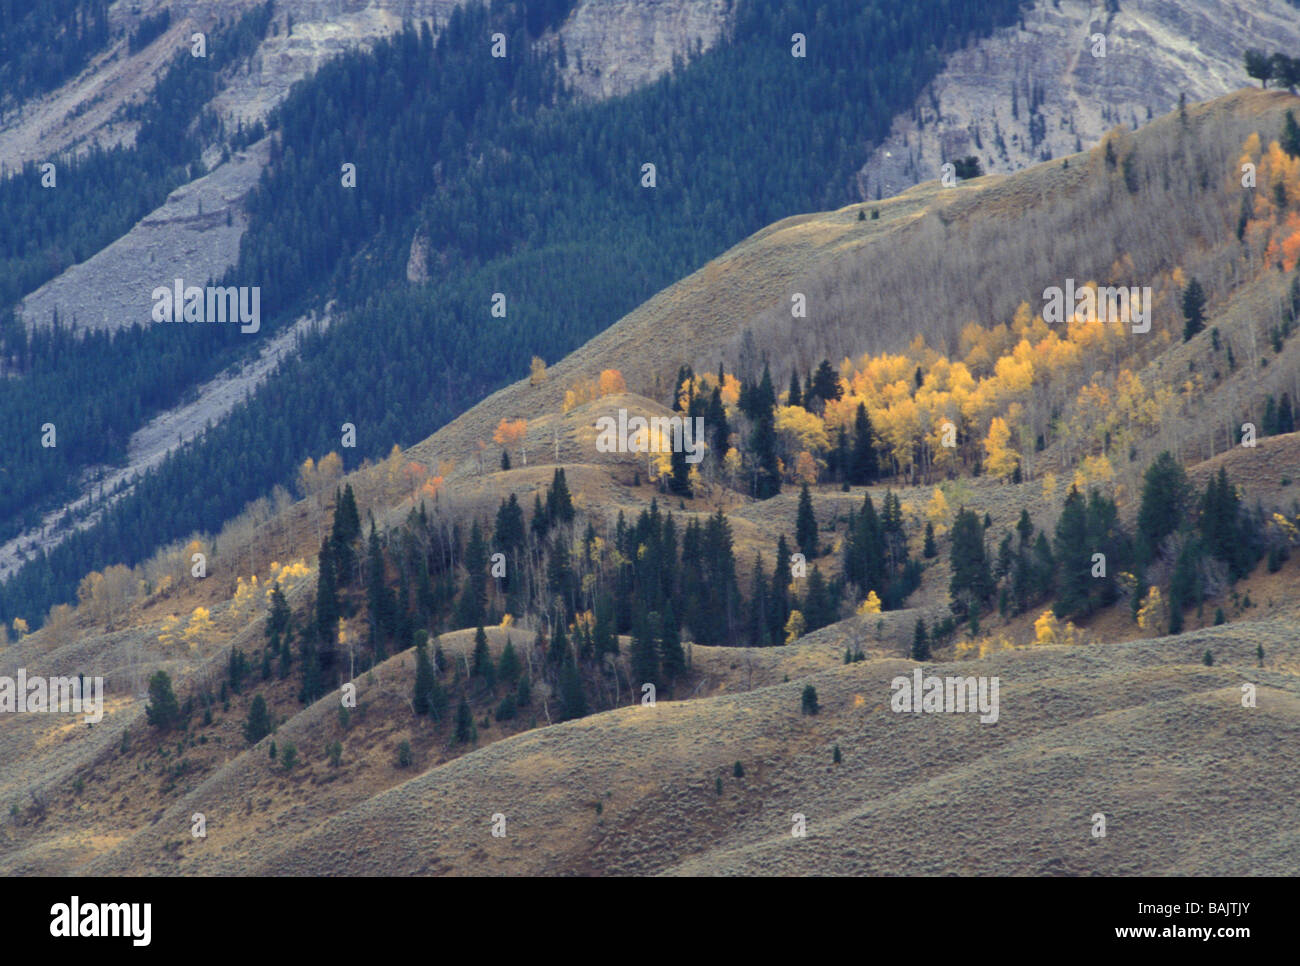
[{"left": 4, "top": 88, "right": 1300, "bottom": 877}]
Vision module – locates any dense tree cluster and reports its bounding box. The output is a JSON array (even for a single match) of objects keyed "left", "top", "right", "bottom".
[{"left": 0, "top": 0, "right": 1025, "bottom": 628}]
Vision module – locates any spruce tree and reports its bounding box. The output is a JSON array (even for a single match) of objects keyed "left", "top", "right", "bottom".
[
  {"left": 630, "top": 608, "right": 659, "bottom": 691},
  {"left": 659, "top": 602, "right": 687, "bottom": 684},
  {"left": 455, "top": 696, "right": 476, "bottom": 743},
  {"left": 1181, "top": 278, "right": 1207, "bottom": 341},
  {"left": 1137, "top": 451, "right": 1191, "bottom": 562},
  {"left": 557, "top": 658, "right": 588, "bottom": 722},
  {"left": 850, "top": 402, "right": 879, "bottom": 484},
  {"left": 912, "top": 618, "right": 930, "bottom": 661},
  {"left": 243, "top": 694, "right": 272, "bottom": 744},
  {"left": 796, "top": 482, "right": 819, "bottom": 558},
  {"left": 413, "top": 638, "right": 437, "bottom": 716},
  {"left": 949, "top": 508, "right": 992, "bottom": 608},
  {"left": 145, "top": 670, "right": 181, "bottom": 731},
  {"left": 787, "top": 367, "right": 802, "bottom": 407},
  {"left": 497, "top": 637, "right": 520, "bottom": 685},
  {"left": 1053, "top": 487, "right": 1092, "bottom": 618},
  {"left": 472, "top": 624, "right": 495, "bottom": 688}
]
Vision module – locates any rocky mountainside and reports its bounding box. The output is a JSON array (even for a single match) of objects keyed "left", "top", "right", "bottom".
[{"left": 858, "top": 0, "right": 1300, "bottom": 199}]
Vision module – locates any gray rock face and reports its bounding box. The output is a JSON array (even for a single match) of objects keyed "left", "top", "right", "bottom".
[
  {"left": 555, "top": 0, "right": 729, "bottom": 101},
  {"left": 857, "top": 0, "right": 1300, "bottom": 200},
  {"left": 18, "top": 139, "right": 271, "bottom": 332}
]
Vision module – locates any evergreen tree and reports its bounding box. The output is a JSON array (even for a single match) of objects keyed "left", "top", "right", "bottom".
[
  {"left": 243, "top": 694, "right": 272, "bottom": 744},
  {"left": 1137, "top": 451, "right": 1191, "bottom": 562},
  {"left": 547, "top": 468, "right": 575, "bottom": 525},
  {"left": 923, "top": 521, "right": 937, "bottom": 559},
  {"left": 1284, "top": 109, "right": 1300, "bottom": 157},
  {"left": 630, "top": 608, "right": 659, "bottom": 691},
  {"left": 266, "top": 582, "right": 291, "bottom": 640},
  {"left": 787, "top": 366, "right": 802, "bottom": 407},
  {"left": 810, "top": 359, "right": 842, "bottom": 409},
  {"left": 145, "top": 670, "right": 181, "bottom": 730},
  {"left": 455, "top": 696, "right": 476, "bottom": 743},
  {"left": 949, "top": 507, "right": 993, "bottom": 610},
  {"left": 413, "top": 637, "right": 438, "bottom": 716},
  {"left": 912, "top": 618, "right": 929, "bottom": 661},
  {"left": 1181, "top": 278, "right": 1207, "bottom": 341},
  {"left": 706, "top": 385, "right": 729, "bottom": 458},
  {"left": 472, "top": 624, "right": 495, "bottom": 688},
  {"left": 593, "top": 592, "right": 618, "bottom": 656},
  {"left": 659, "top": 602, "right": 687, "bottom": 684},
  {"left": 796, "top": 482, "right": 819, "bottom": 558},
  {"left": 1280, "top": 393, "right": 1295, "bottom": 434},
  {"left": 315, "top": 537, "right": 340, "bottom": 650},
  {"left": 1053, "top": 487, "right": 1092, "bottom": 619},
  {"left": 497, "top": 637, "right": 521, "bottom": 685},
  {"left": 849, "top": 402, "right": 879, "bottom": 484},
  {"left": 330, "top": 483, "right": 362, "bottom": 585},
  {"left": 801, "top": 684, "right": 819, "bottom": 715},
  {"left": 557, "top": 658, "right": 588, "bottom": 722}
]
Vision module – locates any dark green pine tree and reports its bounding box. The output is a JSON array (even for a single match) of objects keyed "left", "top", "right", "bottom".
[
  {"left": 1053, "top": 487, "right": 1092, "bottom": 619},
  {"left": 455, "top": 696, "right": 476, "bottom": 744},
  {"left": 146, "top": 670, "right": 181, "bottom": 730},
  {"left": 366, "top": 524, "right": 393, "bottom": 649},
  {"left": 924, "top": 521, "right": 938, "bottom": 559},
  {"left": 802, "top": 565, "right": 835, "bottom": 632},
  {"left": 770, "top": 537, "right": 792, "bottom": 645},
  {"left": 787, "top": 366, "right": 802, "bottom": 407},
  {"left": 850, "top": 402, "right": 879, "bottom": 484},
  {"left": 707, "top": 384, "right": 730, "bottom": 458},
  {"left": 454, "top": 519, "right": 489, "bottom": 629},
  {"left": 496, "top": 637, "right": 520, "bottom": 685},
  {"left": 630, "top": 607, "right": 660, "bottom": 693},
  {"left": 547, "top": 468, "right": 575, "bottom": 525},
  {"left": 659, "top": 602, "right": 687, "bottom": 684},
  {"left": 1136, "top": 451, "right": 1191, "bottom": 562},
  {"left": 1279, "top": 392, "right": 1295, "bottom": 434},
  {"left": 669, "top": 441, "right": 692, "bottom": 497},
  {"left": 796, "top": 482, "right": 819, "bottom": 559},
  {"left": 315, "top": 536, "right": 340, "bottom": 651},
  {"left": 413, "top": 637, "right": 437, "bottom": 716},
  {"left": 557, "top": 658, "right": 588, "bottom": 721},
  {"left": 810, "top": 359, "right": 842, "bottom": 409},
  {"left": 266, "top": 582, "right": 291, "bottom": 640},
  {"left": 1168, "top": 538, "right": 1202, "bottom": 635},
  {"left": 1263, "top": 395, "right": 1279, "bottom": 438},
  {"left": 1181, "top": 278, "right": 1207, "bottom": 341},
  {"left": 1283, "top": 109, "right": 1300, "bottom": 158},
  {"left": 912, "top": 618, "right": 929, "bottom": 661},
  {"left": 330, "top": 483, "right": 362, "bottom": 585},
  {"left": 472, "top": 624, "right": 495, "bottom": 688},
  {"left": 751, "top": 363, "right": 781, "bottom": 499},
  {"left": 593, "top": 592, "right": 618, "bottom": 656},
  {"left": 547, "top": 617, "right": 570, "bottom": 668},
  {"left": 949, "top": 507, "right": 993, "bottom": 610},
  {"left": 243, "top": 694, "right": 272, "bottom": 744},
  {"left": 493, "top": 493, "right": 526, "bottom": 591}
]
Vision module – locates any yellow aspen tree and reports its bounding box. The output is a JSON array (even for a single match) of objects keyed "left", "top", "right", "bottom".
[
  {"left": 983, "top": 416, "right": 1019, "bottom": 479},
  {"left": 183, "top": 607, "right": 216, "bottom": 650},
  {"left": 784, "top": 610, "right": 806, "bottom": 643},
  {"left": 856, "top": 590, "right": 882, "bottom": 615}
]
